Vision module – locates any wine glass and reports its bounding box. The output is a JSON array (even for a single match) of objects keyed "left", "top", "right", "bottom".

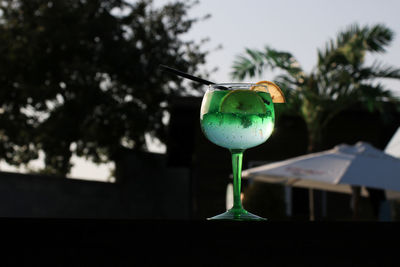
[{"left": 200, "top": 83, "right": 275, "bottom": 221}]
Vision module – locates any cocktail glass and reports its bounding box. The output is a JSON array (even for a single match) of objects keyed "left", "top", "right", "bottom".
[{"left": 200, "top": 83, "right": 275, "bottom": 221}]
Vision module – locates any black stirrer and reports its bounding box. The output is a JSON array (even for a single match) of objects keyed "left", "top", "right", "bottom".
[{"left": 159, "top": 64, "right": 215, "bottom": 86}]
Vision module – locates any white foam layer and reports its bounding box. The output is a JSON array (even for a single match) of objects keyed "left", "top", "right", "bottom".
[{"left": 203, "top": 119, "right": 274, "bottom": 149}]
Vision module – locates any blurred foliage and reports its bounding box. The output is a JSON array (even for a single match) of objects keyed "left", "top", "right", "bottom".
[
  {"left": 0, "top": 0, "right": 210, "bottom": 175},
  {"left": 232, "top": 24, "right": 400, "bottom": 152}
]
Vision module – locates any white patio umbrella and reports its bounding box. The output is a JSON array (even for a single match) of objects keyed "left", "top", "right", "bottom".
[
  {"left": 241, "top": 141, "right": 400, "bottom": 219},
  {"left": 385, "top": 126, "right": 400, "bottom": 158},
  {"left": 243, "top": 141, "right": 400, "bottom": 192},
  {"left": 384, "top": 126, "right": 400, "bottom": 200}
]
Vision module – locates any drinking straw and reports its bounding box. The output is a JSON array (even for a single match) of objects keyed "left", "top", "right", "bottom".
[{"left": 159, "top": 64, "right": 215, "bottom": 86}]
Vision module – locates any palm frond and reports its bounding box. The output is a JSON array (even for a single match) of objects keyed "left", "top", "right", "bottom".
[
  {"left": 264, "top": 46, "right": 303, "bottom": 77},
  {"left": 357, "top": 82, "right": 394, "bottom": 112},
  {"left": 230, "top": 54, "right": 258, "bottom": 80},
  {"left": 358, "top": 60, "right": 400, "bottom": 80},
  {"left": 364, "top": 24, "right": 393, "bottom": 53},
  {"left": 230, "top": 46, "right": 304, "bottom": 81},
  {"left": 317, "top": 23, "right": 394, "bottom": 71}
]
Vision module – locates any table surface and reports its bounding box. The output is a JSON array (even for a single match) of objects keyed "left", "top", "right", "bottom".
[{"left": 1, "top": 218, "right": 399, "bottom": 266}]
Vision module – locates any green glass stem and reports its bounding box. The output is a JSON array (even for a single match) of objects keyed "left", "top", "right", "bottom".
[
  {"left": 207, "top": 148, "right": 266, "bottom": 220},
  {"left": 231, "top": 149, "right": 244, "bottom": 210}
]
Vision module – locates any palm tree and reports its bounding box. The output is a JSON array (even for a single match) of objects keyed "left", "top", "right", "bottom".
[{"left": 231, "top": 24, "right": 400, "bottom": 153}]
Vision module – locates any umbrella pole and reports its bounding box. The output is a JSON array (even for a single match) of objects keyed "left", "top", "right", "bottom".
[
  {"left": 309, "top": 188, "right": 315, "bottom": 221},
  {"left": 351, "top": 186, "right": 361, "bottom": 220}
]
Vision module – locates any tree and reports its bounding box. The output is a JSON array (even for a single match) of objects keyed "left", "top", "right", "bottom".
[
  {"left": 231, "top": 24, "right": 400, "bottom": 153},
  {"left": 0, "top": 0, "right": 209, "bottom": 175}
]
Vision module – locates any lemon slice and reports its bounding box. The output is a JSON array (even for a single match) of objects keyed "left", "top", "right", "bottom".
[
  {"left": 219, "top": 90, "right": 266, "bottom": 114},
  {"left": 251, "top": 80, "right": 286, "bottom": 103}
]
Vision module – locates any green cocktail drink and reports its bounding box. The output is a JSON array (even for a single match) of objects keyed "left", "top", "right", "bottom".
[
  {"left": 201, "top": 90, "right": 274, "bottom": 150},
  {"left": 200, "top": 83, "right": 278, "bottom": 221}
]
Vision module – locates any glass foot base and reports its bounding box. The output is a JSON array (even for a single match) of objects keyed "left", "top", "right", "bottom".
[{"left": 207, "top": 208, "right": 267, "bottom": 221}]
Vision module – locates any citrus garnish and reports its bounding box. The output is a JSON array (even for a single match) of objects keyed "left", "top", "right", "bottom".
[
  {"left": 219, "top": 90, "right": 266, "bottom": 115},
  {"left": 250, "top": 80, "right": 286, "bottom": 103}
]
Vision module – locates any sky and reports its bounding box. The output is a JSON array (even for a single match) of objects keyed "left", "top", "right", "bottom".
[
  {"left": 1, "top": 0, "right": 400, "bottom": 181},
  {"left": 184, "top": 0, "right": 400, "bottom": 95}
]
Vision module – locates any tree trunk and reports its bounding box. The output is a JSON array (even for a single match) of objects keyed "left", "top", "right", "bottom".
[{"left": 307, "top": 124, "right": 323, "bottom": 153}]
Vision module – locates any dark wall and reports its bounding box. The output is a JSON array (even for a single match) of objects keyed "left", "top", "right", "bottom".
[{"left": 0, "top": 152, "right": 190, "bottom": 219}]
